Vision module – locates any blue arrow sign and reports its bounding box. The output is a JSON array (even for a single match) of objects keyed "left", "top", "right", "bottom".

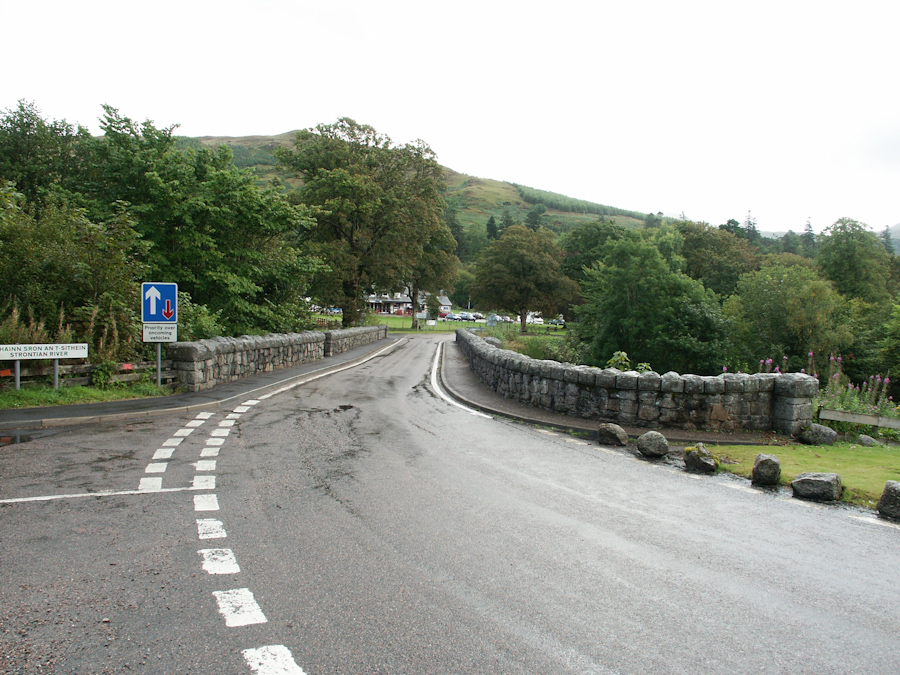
[{"left": 142, "top": 282, "right": 178, "bottom": 323}]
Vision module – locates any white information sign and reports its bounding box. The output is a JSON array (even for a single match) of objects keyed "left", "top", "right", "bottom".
[
  {"left": 0, "top": 343, "right": 88, "bottom": 360},
  {"left": 143, "top": 323, "right": 178, "bottom": 343}
]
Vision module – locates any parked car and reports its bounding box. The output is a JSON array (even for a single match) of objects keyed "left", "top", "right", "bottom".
[
  {"left": 445, "top": 312, "right": 460, "bottom": 321},
  {"left": 457, "top": 312, "right": 475, "bottom": 321}
]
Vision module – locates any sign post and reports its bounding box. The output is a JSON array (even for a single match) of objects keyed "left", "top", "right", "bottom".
[{"left": 141, "top": 283, "right": 178, "bottom": 386}]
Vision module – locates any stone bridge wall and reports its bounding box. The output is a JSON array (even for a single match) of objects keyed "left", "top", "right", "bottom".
[
  {"left": 167, "top": 325, "right": 389, "bottom": 391},
  {"left": 455, "top": 329, "right": 817, "bottom": 435}
]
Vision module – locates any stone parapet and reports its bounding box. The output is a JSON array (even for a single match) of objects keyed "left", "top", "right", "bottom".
[
  {"left": 455, "top": 329, "right": 817, "bottom": 435},
  {"left": 324, "top": 325, "right": 388, "bottom": 356}
]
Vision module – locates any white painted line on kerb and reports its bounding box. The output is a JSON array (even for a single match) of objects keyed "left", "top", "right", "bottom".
[
  {"left": 430, "top": 342, "right": 492, "bottom": 419},
  {"left": 719, "top": 483, "right": 761, "bottom": 494},
  {"left": 200, "top": 447, "right": 220, "bottom": 458},
  {"left": 213, "top": 588, "right": 267, "bottom": 627},
  {"left": 849, "top": 515, "right": 900, "bottom": 530},
  {"left": 199, "top": 548, "right": 241, "bottom": 574},
  {"left": 257, "top": 340, "right": 404, "bottom": 401},
  {"left": 243, "top": 645, "right": 307, "bottom": 674},
  {"left": 194, "top": 460, "right": 217, "bottom": 471},
  {"left": 194, "top": 494, "right": 220, "bottom": 511},
  {"left": 197, "top": 518, "right": 227, "bottom": 539}
]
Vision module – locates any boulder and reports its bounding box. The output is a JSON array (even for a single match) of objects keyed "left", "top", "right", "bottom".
[
  {"left": 858, "top": 434, "right": 881, "bottom": 447},
  {"left": 751, "top": 453, "right": 781, "bottom": 486},
  {"left": 597, "top": 423, "right": 630, "bottom": 447},
  {"left": 792, "top": 472, "right": 843, "bottom": 501},
  {"left": 483, "top": 336, "right": 503, "bottom": 348},
  {"left": 636, "top": 430, "right": 669, "bottom": 458},
  {"left": 684, "top": 442, "right": 718, "bottom": 473},
  {"left": 799, "top": 423, "right": 837, "bottom": 446},
  {"left": 877, "top": 481, "right": 900, "bottom": 521}
]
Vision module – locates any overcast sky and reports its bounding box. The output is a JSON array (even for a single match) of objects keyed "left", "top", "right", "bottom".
[{"left": 5, "top": 0, "right": 899, "bottom": 232}]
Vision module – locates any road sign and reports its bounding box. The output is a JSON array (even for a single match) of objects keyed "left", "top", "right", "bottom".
[
  {"left": 0, "top": 343, "right": 88, "bottom": 360},
  {"left": 143, "top": 323, "right": 178, "bottom": 343},
  {"left": 142, "top": 282, "right": 178, "bottom": 323}
]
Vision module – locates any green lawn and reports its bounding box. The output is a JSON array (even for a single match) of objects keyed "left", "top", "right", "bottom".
[
  {"left": 713, "top": 442, "right": 900, "bottom": 508},
  {"left": 0, "top": 381, "right": 172, "bottom": 410}
]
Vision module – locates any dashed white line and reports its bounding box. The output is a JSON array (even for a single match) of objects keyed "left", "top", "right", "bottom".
[
  {"left": 213, "top": 588, "right": 267, "bottom": 627},
  {"left": 162, "top": 438, "right": 184, "bottom": 447},
  {"left": 200, "top": 447, "right": 220, "bottom": 458},
  {"left": 219, "top": 419, "right": 236, "bottom": 427},
  {"left": 197, "top": 518, "right": 227, "bottom": 539},
  {"left": 233, "top": 406, "right": 251, "bottom": 413},
  {"left": 145, "top": 463, "right": 168, "bottom": 474},
  {"left": 243, "top": 645, "right": 307, "bottom": 674},
  {"left": 152, "top": 448, "right": 174, "bottom": 460},
  {"left": 194, "top": 460, "right": 217, "bottom": 472},
  {"left": 243, "top": 399, "right": 261, "bottom": 406},
  {"left": 193, "top": 475, "right": 216, "bottom": 490},
  {"left": 186, "top": 419, "right": 206, "bottom": 427},
  {"left": 194, "top": 494, "right": 220, "bottom": 511},
  {"left": 206, "top": 437, "right": 226, "bottom": 446},
  {"left": 211, "top": 428, "right": 230, "bottom": 437},
  {"left": 174, "top": 428, "right": 195, "bottom": 437},
  {"left": 139, "top": 477, "right": 163, "bottom": 492},
  {"left": 200, "top": 548, "right": 241, "bottom": 574},
  {"left": 196, "top": 412, "right": 215, "bottom": 419},
  {"left": 226, "top": 413, "right": 242, "bottom": 420}
]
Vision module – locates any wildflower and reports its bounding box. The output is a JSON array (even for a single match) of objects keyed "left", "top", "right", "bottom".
[
  {"left": 838, "top": 356, "right": 842, "bottom": 363},
  {"left": 801, "top": 368, "right": 806, "bottom": 373},
  {"left": 808, "top": 351, "right": 813, "bottom": 358},
  {"left": 723, "top": 366, "right": 728, "bottom": 373},
  {"left": 775, "top": 366, "right": 780, "bottom": 373},
  {"left": 831, "top": 355, "right": 835, "bottom": 361}
]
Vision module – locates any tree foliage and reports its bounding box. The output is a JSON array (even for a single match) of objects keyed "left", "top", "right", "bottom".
[
  {"left": 473, "top": 225, "right": 576, "bottom": 332},
  {"left": 276, "top": 118, "right": 448, "bottom": 327}
]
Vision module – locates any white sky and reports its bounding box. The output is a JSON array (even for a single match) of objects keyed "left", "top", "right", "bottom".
[{"left": 5, "top": 0, "right": 899, "bottom": 232}]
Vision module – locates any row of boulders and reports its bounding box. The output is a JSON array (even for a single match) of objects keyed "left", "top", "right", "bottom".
[{"left": 597, "top": 422, "right": 900, "bottom": 521}]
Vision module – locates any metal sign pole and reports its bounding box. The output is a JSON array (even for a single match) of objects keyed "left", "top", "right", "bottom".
[
  {"left": 156, "top": 343, "right": 162, "bottom": 387},
  {"left": 14, "top": 360, "right": 20, "bottom": 391},
  {"left": 53, "top": 359, "right": 59, "bottom": 390}
]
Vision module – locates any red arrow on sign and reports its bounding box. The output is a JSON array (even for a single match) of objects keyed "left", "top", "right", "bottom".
[{"left": 163, "top": 300, "right": 174, "bottom": 319}]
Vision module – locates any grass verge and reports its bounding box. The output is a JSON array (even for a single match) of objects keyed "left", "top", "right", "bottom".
[
  {"left": 713, "top": 442, "right": 900, "bottom": 509},
  {"left": 0, "top": 382, "right": 172, "bottom": 410}
]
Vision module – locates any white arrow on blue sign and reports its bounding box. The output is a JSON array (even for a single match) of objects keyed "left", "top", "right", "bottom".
[{"left": 142, "top": 282, "right": 178, "bottom": 323}]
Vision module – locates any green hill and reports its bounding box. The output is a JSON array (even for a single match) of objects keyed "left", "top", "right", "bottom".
[{"left": 187, "top": 132, "right": 648, "bottom": 239}]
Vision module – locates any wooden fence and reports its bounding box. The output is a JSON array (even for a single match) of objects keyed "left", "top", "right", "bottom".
[
  {"left": 818, "top": 408, "right": 900, "bottom": 431},
  {"left": 0, "top": 360, "right": 178, "bottom": 389}
]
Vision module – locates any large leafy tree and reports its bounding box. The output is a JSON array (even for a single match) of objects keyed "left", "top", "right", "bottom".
[
  {"left": 676, "top": 220, "right": 759, "bottom": 297},
  {"left": 473, "top": 225, "right": 576, "bottom": 333},
  {"left": 403, "top": 222, "right": 458, "bottom": 330},
  {"left": 574, "top": 231, "right": 730, "bottom": 374},
  {"left": 276, "top": 118, "right": 448, "bottom": 327},
  {"left": 75, "top": 106, "right": 318, "bottom": 333},
  {"left": 817, "top": 218, "right": 892, "bottom": 305}
]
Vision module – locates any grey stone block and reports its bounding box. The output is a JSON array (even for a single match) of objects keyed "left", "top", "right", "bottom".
[{"left": 792, "top": 472, "right": 842, "bottom": 501}]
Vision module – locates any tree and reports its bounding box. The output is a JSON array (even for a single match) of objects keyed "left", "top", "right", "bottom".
[
  {"left": 449, "top": 265, "right": 476, "bottom": 310},
  {"left": 817, "top": 218, "right": 891, "bottom": 305},
  {"left": 559, "top": 219, "right": 625, "bottom": 284},
  {"left": 724, "top": 255, "right": 852, "bottom": 366},
  {"left": 880, "top": 225, "right": 895, "bottom": 256},
  {"left": 473, "top": 225, "right": 576, "bottom": 333},
  {"left": 524, "top": 204, "right": 546, "bottom": 230},
  {"left": 276, "top": 118, "right": 447, "bottom": 327},
  {"left": 573, "top": 232, "right": 730, "bottom": 374},
  {"left": 800, "top": 219, "right": 817, "bottom": 258},
  {"left": 403, "top": 222, "right": 458, "bottom": 330},
  {"left": 486, "top": 215, "right": 499, "bottom": 240},
  {"left": 676, "top": 220, "right": 759, "bottom": 297}
]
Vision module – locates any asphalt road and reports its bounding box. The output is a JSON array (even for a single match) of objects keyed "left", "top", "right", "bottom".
[{"left": 2, "top": 334, "right": 899, "bottom": 674}]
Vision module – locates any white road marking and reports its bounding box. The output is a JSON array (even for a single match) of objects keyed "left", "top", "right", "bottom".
[
  {"left": 174, "top": 428, "right": 194, "bottom": 437},
  {"left": 213, "top": 588, "right": 267, "bottom": 627},
  {"left": 720, "top": 483, "right": 761, "bottom": 494},
  {"left": 162, "top": 438, "right": 183, "bottom": 447},
  {"left": 193, "top": 475, "right": 216, "bottom": 490},
  {"left": 139, "top": 477, "right": 163, "bottom": 492},
  {"left": 233, "top": 406, "right": 251, "bottom": 413},
  {"left": 145, "top": 463, "right": 168, "bottom": 474},
  {"left": 197, "top": 518, "right": 227, "bottom": 539},
  {"left": 200, "top": 548, "right": 240, "bottom": 574},
  {"left": 206, "top": 438, "right": 226, "bottom": 446},
  {"left": 152, "top": 448, "right": 174, "bottom": 460},
  {"left": 565, "top": 439, "right": 590, "bottom": 446},
  {"left": 194, "top": 460, "right": 217, "bottom": 471},
  {"left": 430, "top": 342, "right": 492, "bottom": 419},
  {"left": 201, "top": 447, "right": 220, "bottom": 458},
  {"left": 243, "top": 399, "right": 261, "bottom": 406},
  {"left": 196, "top": 412, "right": 214, "bottom": 419},
  {"left": 219, "top": 419, "right": 236, "bottom": 427},
  {"left": 211, "top": 428, "right": 230, "bottom": 437},
  {"left": 226, "top": 413, "right": 241, "bottom": 420},
  {"left": 243, "top": 645, "right": 307, "bottom": 674},
  {"left": 186, "top": 419, "right": 206, "bottom": 427},
  {"left": 779, "top": 497, "right": 825, "bottom": 509},
  {"left": 849, "top": 515, "right": 900, "bottom": 529},
  {"left": 194, "top": 494, "right": 220, "bottom": 511},
  {"left": 0, "top": 483, "right": 213, "bottom": 504}
]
